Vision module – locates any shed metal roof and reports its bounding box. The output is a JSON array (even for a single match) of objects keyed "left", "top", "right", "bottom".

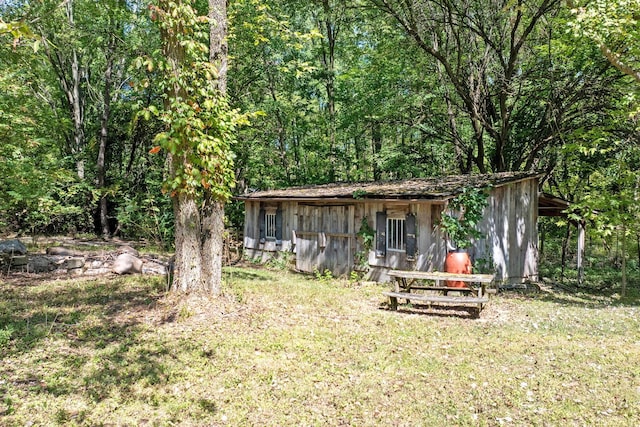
[{"left": 237, "top": 172, "right": 541, "bottom": 201}]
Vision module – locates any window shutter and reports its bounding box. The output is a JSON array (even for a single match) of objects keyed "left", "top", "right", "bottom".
[
  {"left": 275, "top": 208, "right": 283, "bottom": 242},
  {"left": 405, "top": 212, "right": 416, "bottom": 260},
  {"left": 259, "top": 208, "right": 266, "bottom": 242},
  {"left": 376, "top": 211, "right": 387, "bottom": 257}
]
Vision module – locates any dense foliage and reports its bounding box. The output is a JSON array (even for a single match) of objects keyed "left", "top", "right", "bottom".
[{"left": 1, "top": 0, "right": 639, "bottom": 283}]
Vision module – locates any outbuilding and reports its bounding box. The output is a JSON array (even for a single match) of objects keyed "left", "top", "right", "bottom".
[{"left": 238, "top": 172, "right": 565, "bottom": 284}]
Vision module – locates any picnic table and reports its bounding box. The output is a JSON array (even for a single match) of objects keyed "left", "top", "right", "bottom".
[{"left": 383, "top": 270, "right": 495, "bottom": 316}]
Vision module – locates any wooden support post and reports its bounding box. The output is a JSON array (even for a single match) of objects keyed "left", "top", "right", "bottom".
[
  {"left": 389, "top": 295, "right": 398, "bottom": 311},
  {"left": 622, "top": 223, "right": 627, "bottom": 297},
  {"left": 577, "top": 220, "right": 585, "bottom": 285}
]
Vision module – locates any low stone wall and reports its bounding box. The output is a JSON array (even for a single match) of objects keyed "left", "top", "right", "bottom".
[{"left": 0, "top": 239, "right": 169, "bottom": 277}]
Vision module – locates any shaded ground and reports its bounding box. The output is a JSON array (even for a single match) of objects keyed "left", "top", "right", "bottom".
[{"left": 1, "top": 265, "right": 639, "bottom": 426}]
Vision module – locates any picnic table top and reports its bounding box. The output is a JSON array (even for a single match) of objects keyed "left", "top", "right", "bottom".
[{"left": 388, "top": 270, "right": 495, "bottom": 283}]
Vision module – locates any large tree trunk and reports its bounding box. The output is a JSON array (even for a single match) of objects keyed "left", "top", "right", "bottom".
[
  {"left": 200, "top": 0, "right": 229, "bottom": 296},
  {"left": 172, "top": 189, "right": 204, "bottom": 292},
  {"left": 158, "top": 0, "right": 205, "bottom": 292},
  {"left": 201, "top": 196, "right": 224, "bottom": 294},
  {"left": 160, "top": 0, "right": 230, "bottom": 294}
]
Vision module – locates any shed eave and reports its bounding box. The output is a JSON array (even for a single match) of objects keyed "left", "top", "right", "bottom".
[
  {"left": 235, "top": 172, "right": 542, "bottom": 202},
  {"left": 235, "top": 195, "right": 449, "bottom": 203}
]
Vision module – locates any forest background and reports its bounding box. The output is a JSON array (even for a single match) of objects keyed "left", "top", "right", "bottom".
[{"left": 1, "top": 0, "right": 639, "bottom": 287}]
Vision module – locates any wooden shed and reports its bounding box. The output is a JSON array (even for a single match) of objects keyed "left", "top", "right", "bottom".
[{"left": 238, "top": 172, "right": 558, "bottom": 284}]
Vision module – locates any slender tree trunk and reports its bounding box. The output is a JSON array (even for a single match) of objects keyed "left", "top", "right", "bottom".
[
  {"left": 636, "top": 233, "right": 640, "bottom": 269},
  {"left": 371, "top": 121, "right": 382, "bottom": 181},
  {"left": 264, "top": 57, "right": 290, "bottom": 183},
  {"left": 64, "top": 0, "right": 86, "bottom": 179},
  {"left": 41, "top": 0, "right": 86, "bottom": 179},
  {"left": 621, "top": 224, "right": 627, "bottom": 297},
  {"left": 318, "top": 0, "right": 338, "bottom": 181},
  {"left": 200, "top": 0, "right": 229, "bottom": 295},
  {"left": 539, "top": 221, "right": 545, "bottom": 281},
  {"left": 209, "top": 0, "right": 227, "bottom": 93},
  {"left": 97, "top": 33, "right": 117, "bottom": 238},
  {"left": 561, "top": 222, "right": 571, "bottom": 283},
  {"left": 577, "top": 220, "right": 586, "bottom": 285}
]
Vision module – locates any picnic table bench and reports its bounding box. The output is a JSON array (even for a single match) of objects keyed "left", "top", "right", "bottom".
[{"left": 383, "top": 270, "right": 495, "bottom": 316}]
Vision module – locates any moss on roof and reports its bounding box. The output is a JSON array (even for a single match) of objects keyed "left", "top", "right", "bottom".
[{"left": 238, "top": 172, "right": 541, "bottom": 201}]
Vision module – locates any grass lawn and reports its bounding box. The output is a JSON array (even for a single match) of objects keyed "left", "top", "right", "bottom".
[{"left": 1, "top": 267, "right": 639, "bottom": 426}]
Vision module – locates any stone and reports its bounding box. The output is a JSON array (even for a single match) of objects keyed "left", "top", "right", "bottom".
[
  {"left": 0, "top": 239, "right": 27, "bottom": 255},
  {"left": 142, "top": 260, "right": 168, "bottom": 275},
  {"left": 68, "top": 267, "right": 84, "bottom": 276},
  {"left": 112, "top": 253, "right": 143, "bottom": 275},
  {"left": 46, "top": 247, "right": 76, "bottom": 256},
  {"left": 88, "top": 260, "right": 107, "bottom": 269},
  {"left": 84, "top": 267, "right": 112, "bottom": 276},
  {"left": 117, "top": 245, "right": 139, "bottom": 257},
  {"left": 63, "top": 257, "right": 85, "bottom": 270},
  {"left": 28, "top": 256, "right": 56, "bottom": 273}
]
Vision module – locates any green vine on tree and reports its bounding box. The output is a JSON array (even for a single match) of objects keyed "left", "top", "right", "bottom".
[{"left": 139, "top": 1, "right": 247, "bottom": 202}]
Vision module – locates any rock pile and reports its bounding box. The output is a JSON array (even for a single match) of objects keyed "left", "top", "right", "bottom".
[{"left": 0, "top": 239, "right": 169, "bottom": 277}]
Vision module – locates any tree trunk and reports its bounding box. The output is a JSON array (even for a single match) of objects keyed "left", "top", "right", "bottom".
[
  {"left": 41, "top": 0, "right": 86, "bottom": 180},
  {"left": 621, "top": 224, "right": 627, "bottom": 297},
  {"left": 200, "top": 0, "right": 229, "bottom": 296},
  {"left": 201, "top": 196, "right": 224, "bottom": 294},
  {"left": 159, "top": 0, "right": 230, "bottom": 294},
  {"left": 561, "top": 222, "right": 571, "bottom": 283},
  {"left": 318, "top": 0, "right": 339, "bottom": 181},
  {"left": 539, "top": 221, "right": 545, "bottom": 281},
  {"left": 97, "top": 32, "right": 117, "bottom": 238},
  {"left": 65, "top": 0, "right": 86, "bottom": 179},
  {"left": 172, "top": 189, "right": 203, "bottom": 292},
  {"left": 209, "top": 0, "right": 227, "bottom": 93},
  {"left": 636, "top": 233, "right": 640, "bottom": 269},
  {"left": 371, "top": 121, "right": 382, "bottom": 181}
]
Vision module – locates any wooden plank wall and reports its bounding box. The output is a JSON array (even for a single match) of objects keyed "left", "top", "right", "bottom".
[
  {"left": 243, "top": 201, "right": 260, "bottom": 255},
  {"left": 361, "top": 201, "right": 445, "bottom": 282},
  {"left": 243, "top": 200, "right": 297, "bottom": 259},
  {"left": 245, "top": 199, "right": 447, "bottom": 279},
  {"left": 476, "top": 178, "right": 538, "bottom": 283},
  {"left": 243, "top": 178, "right": 539, "bottom": 284}
]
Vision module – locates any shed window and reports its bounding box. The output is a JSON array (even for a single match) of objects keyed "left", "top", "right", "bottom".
[
  {"left": 265, "top": 212, "right": 277, "bottom": 239},
  {"left": 387, "top": 217, "right": 405, "bottom": 252}
]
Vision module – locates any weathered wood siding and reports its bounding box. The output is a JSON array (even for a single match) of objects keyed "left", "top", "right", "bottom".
[
  {"left": 361, "top": 201, "right": 445, "bottom": 282},
  {"left": 294, "top": 204, "right": 355, "bottom": 275},
  {"left": 475, "top": 178, "right": 538, "bottom": 283},
  {"left": 243, "top": 200, "right": 296, "bottom": 260},
  {"left": 242, "top": 177, "right": 538, "bottom": 283}
]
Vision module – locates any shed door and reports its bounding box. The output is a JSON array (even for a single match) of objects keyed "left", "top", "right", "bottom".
[{"left": 295, "top": 205, "right": 354, "bottom": 276}]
